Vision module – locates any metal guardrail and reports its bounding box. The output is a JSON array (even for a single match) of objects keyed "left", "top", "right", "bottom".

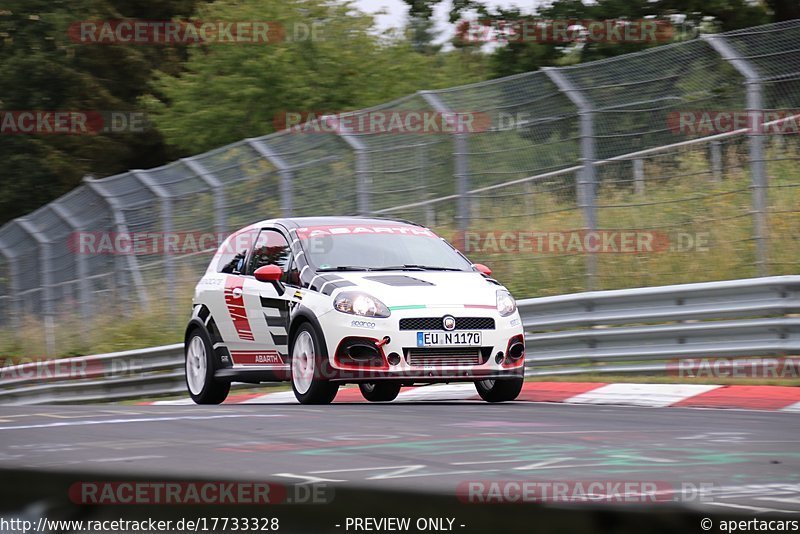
[
  {"left": 523, "top": 275, "right": 800, "bottom": 376},
  {"left": 0, "top": 344, "right": 184, "bottom": 405},
  {"left": 1, "top": 275, "right": 799, "bottom": 405}
]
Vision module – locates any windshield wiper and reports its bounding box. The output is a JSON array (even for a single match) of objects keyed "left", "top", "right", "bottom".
[
  {"left": 317, "top": 265, "right": 374, "bottom": 272},
  {"left": 370, "top": 264, "right": 463, "bottom": 271}
]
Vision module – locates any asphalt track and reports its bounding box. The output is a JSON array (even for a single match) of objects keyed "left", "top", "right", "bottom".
[{"left": 0, "top": 401, "right": 798, "bottom": 514}]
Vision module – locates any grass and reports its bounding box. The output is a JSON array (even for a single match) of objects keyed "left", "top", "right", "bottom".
[{"left": 432, "top": 140, "right": 800, "bottom": 298}]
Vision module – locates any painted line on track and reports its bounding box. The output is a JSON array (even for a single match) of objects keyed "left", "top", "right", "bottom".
[{"left": 0, "top": 414, "right": 284, "bottom": 430}]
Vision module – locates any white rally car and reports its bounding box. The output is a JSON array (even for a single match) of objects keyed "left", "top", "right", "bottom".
[{"left": 184, "top": 217, "right": 525, "bottom": 405}]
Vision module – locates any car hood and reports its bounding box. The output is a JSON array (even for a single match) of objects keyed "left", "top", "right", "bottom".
[{"left": 329, "top": 271, "right": 503, "bottom": 308}]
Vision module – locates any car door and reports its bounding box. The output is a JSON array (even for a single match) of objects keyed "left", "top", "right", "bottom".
[
  {"left": 231, "top": 227, "right": 295, "bottom": 366},
  {"left": 203, "top": 227, "right": 257, "bottom": 352}
]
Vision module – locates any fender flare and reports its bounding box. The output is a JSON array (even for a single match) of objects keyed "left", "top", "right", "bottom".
[
  {"left": 288, "top": 306, "right": 329, "bottom": 359},
  {"left": 185, "top": 312, "right": 232, "bottom": 370},
  {"left": 185, "top": 318, "right": 208, "bottom": 345}
]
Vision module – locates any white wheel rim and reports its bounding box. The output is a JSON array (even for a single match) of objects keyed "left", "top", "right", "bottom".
[
  {"left": 186, "top": 336, "right": 207, "bottom": 395},
  {"left": 292, "top": 331, "right": 315, "bottom": 394}
]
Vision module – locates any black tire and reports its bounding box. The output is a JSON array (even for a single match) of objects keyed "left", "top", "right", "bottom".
[
  {"left": 475, "top": 377, "right": 523, "bottom": 402},
  {"left": 290, "top": 322, "right": 339, "bottom": 405},
  {"left": 359, "top": 382, "right": 402, "bottom": 402},
  {"left": 185, "top": 326, "right": 230, "bottom": 405}
]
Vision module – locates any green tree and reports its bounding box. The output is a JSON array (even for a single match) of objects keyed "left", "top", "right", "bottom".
[
  {"left": 0, "top": 0, "right": 196, "bottom": 225},
  {"left": 765, "top": 0, "right": 800, "bottom": 21},
  {"left": 143, "top": 0, "right": 487, "bottom": 154},
  {"left": 406, "top": 0, "right": 774, "bottom": 78}
]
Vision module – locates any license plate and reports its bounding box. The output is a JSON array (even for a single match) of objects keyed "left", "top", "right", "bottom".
[{"left": 416, "top": 331, "right": 482, "bottom": 347}]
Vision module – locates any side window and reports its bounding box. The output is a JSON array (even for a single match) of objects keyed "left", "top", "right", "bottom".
[
  {"left": 248, "top": 229, "right": 292, "bottom": 275},
  {"left": 283, "top": 255, "right": 301, "bottom": 286},
  {"left": 216, "top": 229, "right": 258, "bottom": 274}
]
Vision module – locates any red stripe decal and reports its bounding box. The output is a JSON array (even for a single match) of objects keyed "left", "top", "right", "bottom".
[{"left": 224, "top": 276, "right": 254, "bottom": 341}]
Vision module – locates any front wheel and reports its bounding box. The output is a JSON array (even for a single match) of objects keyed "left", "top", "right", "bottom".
[
  {"left": 475, "top": 377, "right": 523, "bottom": 402},
  {"left": 359, "top": 382, "right": 402, "bottom": 402},
  {"left": 291, "top": 322, "right": 339, "bottom": 404},
  {"left": 185, "top": 327, "right": 230, "bottom": 405}
]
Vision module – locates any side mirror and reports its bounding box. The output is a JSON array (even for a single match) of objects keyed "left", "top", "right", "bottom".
[
  {"left": 254, "top": 265, "right": 282, "bottom": 282},
  {"left": 474, "top": 263, "right": 492, "bottom": 276}
]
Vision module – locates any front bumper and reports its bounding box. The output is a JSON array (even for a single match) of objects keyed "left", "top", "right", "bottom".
[
  {"left": 319, "top": 308, "right": 525, "bottom": 383},
  {"left": 327, "top": 368, "right": 524, "bottom": 384}
]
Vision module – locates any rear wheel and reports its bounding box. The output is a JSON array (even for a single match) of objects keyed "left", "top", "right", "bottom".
[
  {"left": 291, "top": 322, "right": 339, "bottom": 404},
  {"left": 185, "top": 327, "right": 230, "bottom": 405},
  {"left": 475, "top": 377, "right": 523, "bottom": 402},
  {"left": 359, "top": 382, "right": 401, "bottom": 402}
]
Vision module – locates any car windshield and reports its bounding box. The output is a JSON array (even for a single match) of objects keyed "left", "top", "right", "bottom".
[{"left": 298, "top": 226, "right": 473, "bottom": 271}]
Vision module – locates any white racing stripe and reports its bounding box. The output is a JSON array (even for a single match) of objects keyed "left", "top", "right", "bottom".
[
  {"left": 395, "top": 383, "right": 477, "bottom": 402},
  {"left": 566, "top": 383, "right": 723, "bottom": 407},
  {"left": 243, "top": 390, "right": 299, "bottom": 404},
  {"left": 780, "top": 401, "right": 800, "bottom": 412}
]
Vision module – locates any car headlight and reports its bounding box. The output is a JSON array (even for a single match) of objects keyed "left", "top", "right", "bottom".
[
  {"left": 334, "top": 292, "right": 391, "bottom": 318},
  {"left": 496, "top": 290, "right": 517, "bottom": 317}
]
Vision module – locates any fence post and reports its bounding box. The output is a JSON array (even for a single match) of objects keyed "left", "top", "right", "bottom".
[
  {"left": 354, "top": 149, "right": 370, "bottom": 216},
  {"left": 633, "top": 158, "right": 645, "bottom": 195},
  {"left": 246, "top": 138, "right": 296, "bottom": 217},
  {"left": 0, "top": 241, "right": 22, "bottom": 330},
  {"left": 321, "top": 119, "right": 370, "bottom": 215},
  {"left": 16, "top": 219, "right": 56, "bottom": 355},
  {"left": 132, "top": 170, "right": 176, "bottom": 318},
  {"left": 710, "top": 140, "right": 723, "bottom": 182},
  {"left": 703, "top": 34, "right": 768, "bottom": 276},
  {"left": 543, "top": 67, "right": 598, "bottom": 290},
  {"left": 182, "top": 157, "right": 227, "bottom": 239},
  {"left": 49, "top": 203, "right": 92, "bottom": 323},
  {"left": 84, "top": 176, "right": 150, "bottom": 312},
  {"left": 418, "top": 143, "right": 435, "bottom": 226},
  {"left": 420, "top": 91, "right": 471, "bottom": 232}
]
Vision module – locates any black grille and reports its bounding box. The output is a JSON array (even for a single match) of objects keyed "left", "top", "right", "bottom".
[
  {"left": 399, "top": 317, "right": 495, "bottom": 330},
  {"left": 406, "top": 348, "right": 482, "bottom": 366}
]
